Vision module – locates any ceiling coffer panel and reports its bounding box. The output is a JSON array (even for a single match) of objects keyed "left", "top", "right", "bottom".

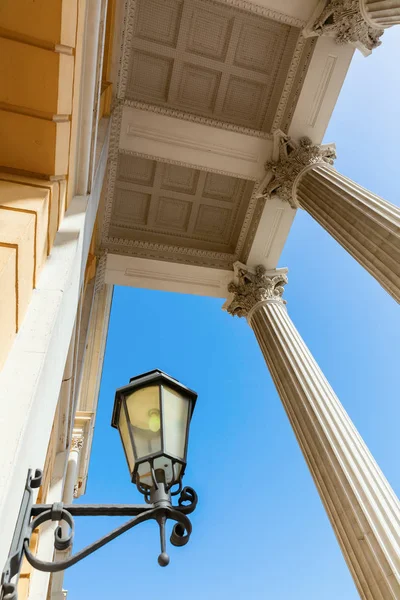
[
  {"left": 126, "top": 0, "right": 300, "bottom": 133},
  {"left": 110, "top": 153, "right": 255, "bottom": 254}
]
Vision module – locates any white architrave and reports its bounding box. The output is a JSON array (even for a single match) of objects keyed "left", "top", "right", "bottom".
[
  {"left": 119, "top": 105, "right": 272, "bottom": 181},
  {"left": 0, "top": 127, "right": 110, "bottom": 573},
  {"left": 225, "top": 263, "right": 400, "bottom": 600},
  {"left": 288, "top": 34, "right": 354, "bottom": 143},
  {"left": 105, "top": 254, "right": 233, "bottom": 297}
]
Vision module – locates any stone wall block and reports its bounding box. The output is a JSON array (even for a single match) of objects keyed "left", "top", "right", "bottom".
[
  {"left": 0, "top": 38, "right": 74, "bottom": 116},
  {"left": 0, "top": 208, "right": 35, "bottom": 329},
  {"left": 0, "top": 173, "right": 62, "bottom": 251},
  {"left": 0, "top": 111, "right": 70, "bottom": 176},
  {"left": 0, "top": 0, "right": 78, "bottom": 48},
  {"left": 0, "top": 181, "right": 50, "bottom": 283}
]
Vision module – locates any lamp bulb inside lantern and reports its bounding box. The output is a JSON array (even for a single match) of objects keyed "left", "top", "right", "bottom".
[{"left": 148, "top": 409, "right": 161, "bottom": 432}]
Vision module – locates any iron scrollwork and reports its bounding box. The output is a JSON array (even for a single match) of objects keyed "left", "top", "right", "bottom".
[{"left": 1, "top": 470, "right": 198, "bottom": 600}]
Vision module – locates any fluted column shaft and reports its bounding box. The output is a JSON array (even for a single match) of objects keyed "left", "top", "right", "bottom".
[
  {"left": 296, "top": 164, "right": 400, "bottom": 303},
  {"left": 362, "top": 0, "right": 400, "bottom": 27},
  {"left": 226, "top": 265, "right": 400, "bottom": 600},
  {"left": 263, "top": 134, "right": 400, "bottom": 303}
]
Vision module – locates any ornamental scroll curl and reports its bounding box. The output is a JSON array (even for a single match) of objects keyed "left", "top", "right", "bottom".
[
  {"left": 262, "top": 135, "right": 336, "bottom": 208},
  {"left": 0, "top": 471, "right": 198, "bottom": 600},
  {"left": 226, "top": 264, "right": 288, "bottom": 319}
]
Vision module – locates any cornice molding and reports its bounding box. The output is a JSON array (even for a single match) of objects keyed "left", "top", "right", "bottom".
[
  {"left": 101, "top": 103, "right": 123, "bottom": 241},
  {"left": 272, "top": 34, "right": 305, "bottom": 132},
  {"left": 117, "top": 0, "right": 137, "bottom": 100},
  {"left": 103, "top": 237, "right": 237, "bottom": 268},
  {"left": 104, "top": 236, "right": 235, "bottom": 261},
  {"left": 212, "top": 0, "right": 306, "bottom": 27},
  {"left": 280, "top": 36, "right": 317, "bottom": 133},
  {"left": 241, "top": 195, "right": 267, "bottom": 263},
  {"left": 235, "top": 182, "right": 263, "bottom": 257},
  {"left": 94, "top": 250, "right": 108, "bottom": 293}
]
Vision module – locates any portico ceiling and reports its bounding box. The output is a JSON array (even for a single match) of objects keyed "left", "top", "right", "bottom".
[
  {"left": 110, "top": 153, "right": 255, "bottom": 254},
  {"left": 125, "top": 0, "right": 301, "bottom": 132},
  {"left": 101, "top": 0, "right": 354, "bottom": 281}
]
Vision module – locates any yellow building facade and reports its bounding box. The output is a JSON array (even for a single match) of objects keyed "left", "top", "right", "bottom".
[{"left": 0, "top": 1, "right": 114, "bottom": 597}]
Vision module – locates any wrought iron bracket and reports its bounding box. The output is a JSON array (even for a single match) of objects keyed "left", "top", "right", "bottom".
[{"left": 1, "top": 469, "right": 198, "bottom": 600}]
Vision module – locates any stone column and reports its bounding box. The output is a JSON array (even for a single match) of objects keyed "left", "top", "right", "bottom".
[
  {"left": 263, "top": 135, "right": 400, "bottom": 303},
  {"left": 225, "top": 263, "right": 400, "bottom": 600},
  {"left": 362, "top": 0, "right": 400, "bottom": 27},
  {"left": 306, "top": 0, "right": 400, "bottom": 55}
]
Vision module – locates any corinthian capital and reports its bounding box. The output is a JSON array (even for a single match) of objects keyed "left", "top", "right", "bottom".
[
  {"left": 225, "top": 263, "right": 288, "bottom": 319},
  {"left": 71, "top": 435, "right": 84, "bottom": 452},
  {"left": 308, "top": 0, "right": 384, "bottom": 55},
  {"left": 262, "top": 135, "right": 336, "bottom": 207}
]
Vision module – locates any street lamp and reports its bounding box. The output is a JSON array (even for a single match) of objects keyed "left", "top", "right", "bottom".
[
  {"left": 1, "top": 370, "right": 198, "bottom": 600},
  {"left": 112, "top": 369, "right": 197, "bottom": 494}
]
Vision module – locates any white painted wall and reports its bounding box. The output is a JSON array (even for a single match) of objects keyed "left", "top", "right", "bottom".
[{"left": 0, "top": 129, "right": 109, "bottom": 573}]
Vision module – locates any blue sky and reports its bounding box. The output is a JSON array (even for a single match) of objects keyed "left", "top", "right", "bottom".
[{"left": 65, "top": 29, "right": 400, "bottom": 599}]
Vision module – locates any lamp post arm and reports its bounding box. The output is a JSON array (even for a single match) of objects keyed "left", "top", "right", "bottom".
[
  {"left": 23, "top": 507, "right": 160, "bottom": 573},
  {"left": 31, "top": 503, "right": 156, "bottom": 517},
  {"left": 1, "top": 471, "right": 198, "bottom": 600}
]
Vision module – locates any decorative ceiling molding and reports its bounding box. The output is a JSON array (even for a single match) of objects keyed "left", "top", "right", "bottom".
[
  {"left": 272, "top": 34, "right": 305, "bottom": 131},
  {"left": 103, "top": 235, "right": 237, "bottom": 268},
  {"left": 241, "top": 194, "right": 267, "bottom": 262},
  {"left": 280, "top": 36, "right": 317, "bottom": 133},
  {"left": 102, "top": 103, "right": 123, "bottom": 240},
  {"left": 108, "top": 102, "right": 123, "bottom": 162},
  {"left": 124, "top": 99, "right": 273, "bottom": 140},
  {"left": 234, "top": 180, "right": 262, "bottom": 256},
  {"left": 211, "top": 0, "right": 306, "bottom": 28},
  {"left": 117, "top": 0, "right": 137, "bottom": 100}
]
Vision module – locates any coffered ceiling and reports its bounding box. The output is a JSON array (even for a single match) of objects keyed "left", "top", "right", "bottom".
[
  {"left": 108, "top": 152, "right": 256, "bottom": 254},
  {"left": 125, "top": 0, "right": 300, "bottom": 132}
]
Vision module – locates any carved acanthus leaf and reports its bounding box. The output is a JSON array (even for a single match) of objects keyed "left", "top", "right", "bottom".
[
  {"left": 226, "top": 264, "right": 288, "bottom": 318},
  {"left": 311, "top": 0, "right": 384, "bottom": 53},
  {"left": 262, "top": 136, "right": 336, "bottom": 207},
  {"left": 71, "top": 436, "right": 84, "bottom": 452}
]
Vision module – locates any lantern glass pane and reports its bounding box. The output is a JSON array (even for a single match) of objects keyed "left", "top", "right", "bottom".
[
  {"left": 118, "top": 404, "right": 135, "bottom": 472},
  {"left": 125, "top": 385, "right": 162, "bottom": 459},
  {"left": 162, "top": 385, "right": 190, "bottom": 461}
]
